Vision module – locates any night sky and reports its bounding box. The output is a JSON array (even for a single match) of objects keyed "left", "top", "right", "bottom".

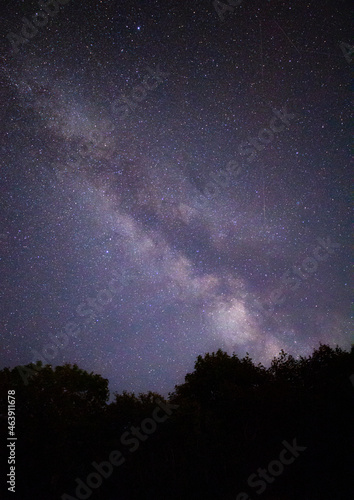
[{"left": 0, "top": 0, "right": 352, "bottom": 395}]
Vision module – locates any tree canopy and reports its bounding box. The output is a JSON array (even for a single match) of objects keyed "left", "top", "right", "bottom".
[{"left": 0, "top": 344, "right": 353, "bottom": 500}]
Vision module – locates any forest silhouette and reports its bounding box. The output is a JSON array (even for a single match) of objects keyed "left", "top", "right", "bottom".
[{"left": 1, "top": 344, "right": 353, "bottom": 500}]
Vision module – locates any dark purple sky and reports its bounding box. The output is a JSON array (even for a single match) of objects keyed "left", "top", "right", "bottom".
[{"left": 0, "top": 0, "right": 352, "bottom": 395}]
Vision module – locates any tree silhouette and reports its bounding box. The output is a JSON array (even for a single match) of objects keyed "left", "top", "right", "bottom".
[
  {"left": 0, "top": 362, "right": 109, "bottom": 499},
  {"left": 0, "top": 345, "right": 353, "bottom": 500}
]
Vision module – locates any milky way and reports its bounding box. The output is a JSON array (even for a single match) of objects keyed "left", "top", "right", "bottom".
[{"left": 0, "top": 0, "right": 352, "bottom": 395}]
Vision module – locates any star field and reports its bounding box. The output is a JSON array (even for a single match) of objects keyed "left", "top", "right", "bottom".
[{"left": 0, "top": 0, "right": 352, "bottom": 395}]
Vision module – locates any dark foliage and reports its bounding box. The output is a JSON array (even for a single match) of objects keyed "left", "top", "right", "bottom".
[{"left": 0, "top": 345, "right": 353, "bottom": 500}]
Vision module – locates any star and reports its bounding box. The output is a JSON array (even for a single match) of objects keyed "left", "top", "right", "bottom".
[{"left": 0, "top": 0, "right": 351, "bottom": 395}]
